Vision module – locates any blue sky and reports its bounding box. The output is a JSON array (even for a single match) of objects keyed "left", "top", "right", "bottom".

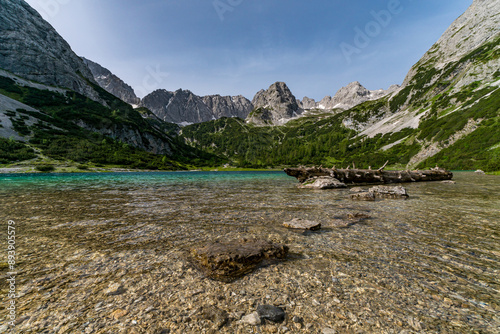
[{"left": 25, "top": 0, "right": 472, "bottom": 100}]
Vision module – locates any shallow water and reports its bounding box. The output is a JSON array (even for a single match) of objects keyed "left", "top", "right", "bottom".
[{"left": 0, "top": 171, "right": 499, "bottom": 333}]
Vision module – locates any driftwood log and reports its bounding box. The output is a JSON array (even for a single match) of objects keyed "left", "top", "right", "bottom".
[{"left": 284, "top": 165, "right": 453, "bottom": 185}]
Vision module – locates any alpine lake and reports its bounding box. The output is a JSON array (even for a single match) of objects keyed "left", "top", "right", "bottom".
[{"left": 0, "top": 171, "right": 498, "bottom": 333}]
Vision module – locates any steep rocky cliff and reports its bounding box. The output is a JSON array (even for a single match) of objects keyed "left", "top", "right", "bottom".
[
  {"left": 398, "top": 0, "right": 500, "bottom": 105},
  {"left": 202, "top": 95, "right": 253, "bottom": 120},
  {"left": 0, "top": 0, "right": 102, "bottom": 101},
  {"left": 140, "top": 89, "right": 213, "bottom": 125},
  {"left": 247, "top": 82, "right": 303, "bottom": 126},
  {"left": 82, "top": 58, "right": 140, "bottom": 105},
  {"left": 141, "top": 89, "right": 253, "bottom": 125}
]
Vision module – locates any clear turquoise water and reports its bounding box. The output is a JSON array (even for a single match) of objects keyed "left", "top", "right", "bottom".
[
  {"left": 0, "top": 171, "right": 289, "bottom": 190},
  {"left": 0, "top": 171, "right": 499, "bottom": 332}
]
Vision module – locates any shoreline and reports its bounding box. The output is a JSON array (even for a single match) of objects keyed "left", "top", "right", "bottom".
[
  {"left": 1, "top": 165, "right": 498, "bottom": 175},
  {"left": 0, "top": 165, "right": 282, "bottom": 174}
]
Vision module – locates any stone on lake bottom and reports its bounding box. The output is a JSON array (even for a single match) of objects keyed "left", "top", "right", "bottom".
[
  {"left": 104, "top": 282, "right": 125, "bottom": 296},
  {"left": 257, "top": 305, "right": 286, "bottom": 323},
  {"left": 200, "top": 306, "right": 228, "bottom": 329},
  {"left": 190, "top": 238, "right": 288, "bottom": 282},
  {"left": 347, "top": 212, "right": 371, "bottom": 220},
  {"left": 441, "top": 180, "right": 456, "bottom": 184},
  {"left": 241, "top": 312, "right": 261, "bottom": 326},
  {"left": 322, "top": 327, "right": 337, "bottom": 334},
  {"left": 330, "top": 219, "right": 356, "bottom": 228},
  {"left": 110, "top": 309, "right": 128, "bottom": 320},
  {"left": 283, "top": 218, "right": 321, "bottom": 231}
]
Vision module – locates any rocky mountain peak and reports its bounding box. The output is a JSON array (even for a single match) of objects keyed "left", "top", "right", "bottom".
[
  {"left": 201, "top": 95, "right": 253, "bottom": 119},
  {"left": 140, "top": 89, "right": 253, "bottom": 125},
  {"left": 248, "top": 81, "right": 303, "bottom": 125},
  {"left": 0, "top": 0, "right": 102, "bottom": 102},
  {"left": 314, "top": 82, "right": 399, "bottom": 111},
  {"left": 402, "top": 0, "right": 500, "bottom": 90},
  {"left": 82, "top": 58, "right": 140, "bottom": 105}
]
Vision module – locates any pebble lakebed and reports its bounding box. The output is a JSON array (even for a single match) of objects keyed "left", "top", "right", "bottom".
[{"left": 0, "top": 171, "right": 498, "bottom": 333}]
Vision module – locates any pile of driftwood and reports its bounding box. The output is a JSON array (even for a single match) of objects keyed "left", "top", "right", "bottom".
[{"left": 284, "top": 162, "right": 453, "bottom": 185}]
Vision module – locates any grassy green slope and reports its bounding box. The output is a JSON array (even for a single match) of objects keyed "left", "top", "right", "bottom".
[{"left": 0, "top": 76, "right": 221, "bottom": 169}]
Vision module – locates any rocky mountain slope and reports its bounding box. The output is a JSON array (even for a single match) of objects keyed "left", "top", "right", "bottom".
[
  {"left": 304, "top": 82, "right": 400, "bottom": 111},
  {"left": 247, "top": 82, "right": 304, "bottom": 126},
  {"left": 355, "top": 0, "right": 500, "bottom": 165},
  {"left": 0, "top": 0, "right": 102, "bottom": 102},
  {"left": 202, "top": 95, "right": 253, "bottom": 120},
  {"left": 402, "top": 0, "right": 499, "bottom": 93},
  {"left": 140, "top": 89, "right": 253, "bottom": 125},
  {"left": 82, "top": 58, "right": 140, "bottom": 105},
  {"left": 0, "top": 0, "right": 217, "bottom": 168}
]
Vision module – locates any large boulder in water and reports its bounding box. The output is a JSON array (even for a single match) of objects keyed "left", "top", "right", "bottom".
[
  {"left": 369, "top": 185, "right": 409, "bottom": 199},
  {"left": 298, "top": 176, "right": 347, "bottom": 190},
  {"left": 190, "top": 238, "right": 288, "bottom": 282}
]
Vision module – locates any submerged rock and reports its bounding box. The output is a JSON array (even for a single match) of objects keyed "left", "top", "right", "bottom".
[
  {"left": 241, "top": 312, "right": 261, "bottom": 326},
  {"left": 349, "top": 192, "right": 376, "bottom": 201},
  {"left": 322, "top": 327, "right": 337, "bottom": 334},
  {"left": 190, "top": 238, "right": 288, "bottom": 282},
  {"left": 299, "top": 177, "right": 347, "bottom": 190},
  {"left": 475, "top": 170, "right": 486, "bottom": 174},
  {"left": 257, "top": 305, "right": 286, "bottom": 323},
  {"left": 441, "top": 180, "right": 457, "bottom": 184},
  {"left": 283, "top": 218, "right": 321, "bottom": 231},
  {"left": 330, "top": 213, "right": 371, "bottom": 228},
  {"left": 104, "top": 283, "right": 125, "bottom": 296},
  {"left": 369, "top": 185, "right": 409, "bottom": 199},
  {"left": 347, "top": 213, "right": 371, "bottom": 220},
  {"left": 199, "top": 306, "right": 228, "bottom": 329}
]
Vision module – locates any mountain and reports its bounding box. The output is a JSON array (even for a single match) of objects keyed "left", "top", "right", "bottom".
[
  {"left": 179, "top": 0, "right": 500, "bottom": 172},
  {"left": 318, "top": 82, "right": 399, "bottom": 110},
  {"left": 1, "top": 0, "right": 499, "bottom": 172},
  {"left": 0, "top": 0, "right": 102, "bottom": 102},
  {"left": 202, "top": 95, "right": 253, "bottom": 120},
  {"left": 247, "top": 82, "right": 304, "bottom": 126},
  {"left": 401, "top": 0, "right": 499, "bottom": 94},
  {"left": 140, "top": 89, "right": 213, "bottom": 125},
  {"left": 0, "top": 1, "right": 218, "bottom": 169},
  {"left": 300, "top": 97, "right": 317, "bottom": 110},
  {"left": 140, "top": 89, "right": 253, "bottom": 125},
  {"left": 357, "top": 0, "right": 500, "bottom": 166},
  {"left": 82, "top": 58, "right": 140, "bottom": 106},
  {"left": 300, "top": 82, "right": 399, "bottom": 111}
]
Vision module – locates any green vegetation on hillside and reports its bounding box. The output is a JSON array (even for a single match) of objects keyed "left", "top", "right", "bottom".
[
  {"left": 418, "top": 87, "right": 500, "bottom": 171},
  {"left": 0, "top": 76, "right": 221, "bottom": 169},
  {"left": 0, "top": 137, "right": 36, "bottom": 164}
]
